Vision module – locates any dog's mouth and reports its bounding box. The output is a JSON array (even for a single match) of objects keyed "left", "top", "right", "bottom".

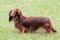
[{"left": 9, "top": 16, "right": 13, "bottom": 22}]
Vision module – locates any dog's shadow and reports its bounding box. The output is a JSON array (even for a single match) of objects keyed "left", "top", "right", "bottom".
[
  {"left": 24, "top": 31, "right": 48, "bottom": 34},
  {"left": 24, "top": 31, "right": 57, "bottom": 36}
]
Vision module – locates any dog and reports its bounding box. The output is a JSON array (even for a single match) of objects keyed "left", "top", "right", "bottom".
[{"left": 9, "top": 8, "right": 56, "bottom": 33}]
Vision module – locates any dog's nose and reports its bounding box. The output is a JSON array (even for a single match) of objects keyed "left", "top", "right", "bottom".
[{"left": 9, "top": 16, "right": 13, "bottom": 22}]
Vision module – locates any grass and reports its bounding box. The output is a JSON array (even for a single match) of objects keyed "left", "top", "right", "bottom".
[{"left": 0, "top": 0, "right": 60, "bottom": 40}]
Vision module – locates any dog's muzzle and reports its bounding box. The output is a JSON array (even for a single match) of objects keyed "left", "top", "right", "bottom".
[{"left": 9, "top": 16, "right": 13, "bottom": 22}]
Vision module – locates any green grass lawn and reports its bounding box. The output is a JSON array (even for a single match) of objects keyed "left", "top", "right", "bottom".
[{"left": 0, "top": 0, "right": 60, "bottom": 40}]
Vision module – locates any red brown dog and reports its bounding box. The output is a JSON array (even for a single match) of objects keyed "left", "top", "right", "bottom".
[{"left": 9, "top": 8, "right": 56, "bottom": 33}]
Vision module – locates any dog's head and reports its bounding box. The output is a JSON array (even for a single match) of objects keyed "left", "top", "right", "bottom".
[{"left": 9, "top": 8, "right": 22, "bottom": 22}]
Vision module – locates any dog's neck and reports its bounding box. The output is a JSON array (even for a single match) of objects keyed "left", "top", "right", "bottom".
[
  {"left": 14, "top": 15, "right": 24, "bottom": 24},
  {"left": 18, "top": 16, "right": 23, "bottom": 23}
]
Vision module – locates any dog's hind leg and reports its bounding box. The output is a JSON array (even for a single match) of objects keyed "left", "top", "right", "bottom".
[
  {"left": 43, "top": 23, "right": 56, "bottom": 33},
  {"left": 43, "top": 23, "right": 51, "bottom": 33}
]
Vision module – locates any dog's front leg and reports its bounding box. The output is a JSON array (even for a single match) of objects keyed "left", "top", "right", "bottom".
[{"left": 19, "top": 26, "right": 25, "bottom": 34}]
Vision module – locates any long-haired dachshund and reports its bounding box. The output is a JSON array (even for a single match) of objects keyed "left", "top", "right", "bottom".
[{"left": 9, "top": 8, "right": 56, "bottom": 33}]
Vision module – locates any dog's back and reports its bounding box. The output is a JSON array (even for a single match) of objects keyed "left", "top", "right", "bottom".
[
  {"left": 21, "top": 17, "right": 50, "bottom": 32},
  {"left": 22, "top": 17, "right": 50, "bottom": 26}
]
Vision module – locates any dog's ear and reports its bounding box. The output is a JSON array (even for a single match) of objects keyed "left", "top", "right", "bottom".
[
  {"left": 17, "top": 10, "right": 25, "bottom": 19},
  {"left": 17, "top": 10, "right": 22, "bottom": 16}
]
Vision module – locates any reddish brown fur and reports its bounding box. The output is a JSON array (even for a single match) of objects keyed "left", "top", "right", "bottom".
[{"left": 9, "top": 8, "right": 56, "bottom": 33}]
